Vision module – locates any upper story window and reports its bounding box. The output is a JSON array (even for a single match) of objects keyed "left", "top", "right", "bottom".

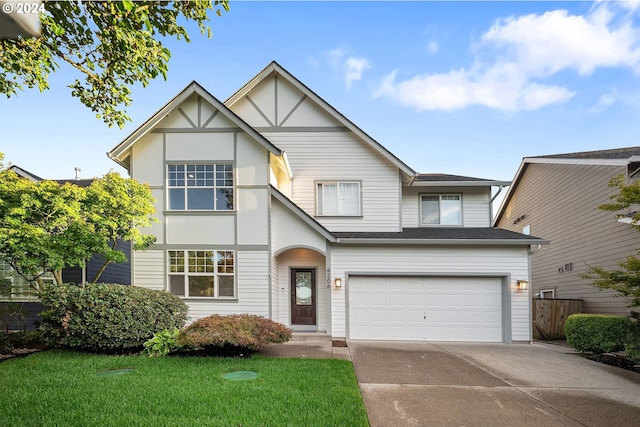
[
  {"left": 317, "top": 181, "right": 361, "bottom": 216},
  {"left": 421, "top": 194, "right": 462, "bottom": 225},
  {"left": 168, "top": 250, "right": 235, "bottom": 298},
  {"left": 167, "top": 164, "right": 233, "bottom": 211}
]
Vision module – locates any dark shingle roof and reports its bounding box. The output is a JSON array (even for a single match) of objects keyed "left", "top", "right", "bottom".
[
  {"left": 55, "top": 179, "right": 94, "bottom": 188},
  {"left": 415, "top": 173, "right": 495, "bottom": 182},
  {"left": 334, "top": 227, "right": 543, "bottom": 242},
  {"left": 532, "top": 146, "right": 640, "bottom": 160}
]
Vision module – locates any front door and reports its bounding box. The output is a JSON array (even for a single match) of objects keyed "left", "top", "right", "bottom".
[{"left": 291, "top": 268, "right": 316, "bottom": 325}]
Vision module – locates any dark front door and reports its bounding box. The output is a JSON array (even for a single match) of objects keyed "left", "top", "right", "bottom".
[{"left": 291, "top": 268, "right": 316, "bottom": 325}]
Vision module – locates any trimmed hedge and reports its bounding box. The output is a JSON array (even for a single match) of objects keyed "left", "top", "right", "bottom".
[
  {"left": 177, "top": 314, "right": 292, "bottom": 356},
  {"left": 627, "top": 322, "right": 640, "bottom": 364},
  {"left": 565, "top": 314, "right": 631, "bottom": 354},
  {"left": 38, "top": 283, "right": 188, "bottom": 352}
]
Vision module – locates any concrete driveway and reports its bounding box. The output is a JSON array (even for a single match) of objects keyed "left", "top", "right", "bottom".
[{"left": 348, "top": 341, "right": 640, "bottom": 427}]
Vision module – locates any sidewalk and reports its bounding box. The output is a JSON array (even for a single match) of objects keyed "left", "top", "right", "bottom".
[{"left": 259, "top": 338, "right": 351, "bottom": 360}]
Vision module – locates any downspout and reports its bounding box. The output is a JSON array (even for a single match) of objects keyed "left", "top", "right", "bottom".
[{"left": 490, "top": 185, "right": 508, "bottom": 224}]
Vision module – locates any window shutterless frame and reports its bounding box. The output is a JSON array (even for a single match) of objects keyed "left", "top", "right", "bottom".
[
  {"left": 315, "top": 180, "right": 362, "bottom": 216},
  {"left": 166, "top": 163, "right": 234, "bottom": 211},
  {"left": 167, "top": 250, "right": 235, "bottom": 299},
  {"left": 420, "top": 193, "right": 462, "bottom": 225}
]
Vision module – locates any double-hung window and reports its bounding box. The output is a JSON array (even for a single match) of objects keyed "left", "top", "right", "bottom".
[
  {"left": 317, "top": 181, "right": 361, "bottom": 216},
  {"left": 421, "top": 194, "right": 462, "bottom": 225},
  {"left": 168, "top": 250, "right": 235, "bottom": 298},
  {"left": 168, "top": 164, "right": 233, "bottom": 211}
]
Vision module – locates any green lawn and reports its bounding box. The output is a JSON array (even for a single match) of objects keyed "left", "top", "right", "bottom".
[{"left": 0, "top": 350, "right": 369, "bottom": 427}]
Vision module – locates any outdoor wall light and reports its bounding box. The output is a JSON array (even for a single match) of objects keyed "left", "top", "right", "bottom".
[
  {"left": 334, "top": 278, "right": 342, "bottom": 288},
  {"left": 516, "top": 280, "right": 529, "bottom": 291}
]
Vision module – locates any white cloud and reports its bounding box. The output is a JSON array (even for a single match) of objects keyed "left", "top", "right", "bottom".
[
  {"left": 426, "top": 40, "right": 439, "bottom": 54},
  {"left": 344, "top": 57, "right": 371, "bottom": 88},
  {"left": 375, "top": 3, "right": 640, "bottom": 112}
]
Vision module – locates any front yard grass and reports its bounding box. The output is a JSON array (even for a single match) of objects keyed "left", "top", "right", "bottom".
[{"left": 0, "top": 350, "right": 369, "bottom": 427}]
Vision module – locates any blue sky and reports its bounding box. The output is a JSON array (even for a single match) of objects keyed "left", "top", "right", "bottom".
[{"left": 3, "top": 1, "right": 640, "bottom": 182}]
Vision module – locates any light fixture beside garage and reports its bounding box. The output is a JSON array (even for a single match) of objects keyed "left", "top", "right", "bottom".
[
  {"left": 516, "top": 280, "right": 529, "bottom": 291},
  {"left": 334, "top": 278, "right": 342, "bottom": 288}
]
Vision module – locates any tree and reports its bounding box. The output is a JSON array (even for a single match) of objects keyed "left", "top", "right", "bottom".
[
  {"left": 84, "top": 172, "right": 157, "bottom": 283},
  {"left": 582, "top": 175, "right": 640, "bottom": 306},
  {"left": 0, "top": 154, "right": 157, "bottom": 289},
  {"left": 0, "top": 0, "right": 229, "bottom": 128}
]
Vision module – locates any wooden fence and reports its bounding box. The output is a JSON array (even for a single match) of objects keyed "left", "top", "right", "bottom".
[{"left": 532, "top": 298, "right": 583, "bottom": 340}]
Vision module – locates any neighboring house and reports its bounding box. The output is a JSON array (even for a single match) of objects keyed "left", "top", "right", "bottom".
[
  {"left": 494, "top": 147, "right": 640, "bottom": 316},
  {"left": 108, "top": 61, "right": 545, "bottom": 343},
  {"left": 0, "top": 167, "right": 131, "bottom": 330}
]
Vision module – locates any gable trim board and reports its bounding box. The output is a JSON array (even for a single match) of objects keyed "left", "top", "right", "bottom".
[{"left": 109, "top": 61, "right": 541, "bottom": 343}]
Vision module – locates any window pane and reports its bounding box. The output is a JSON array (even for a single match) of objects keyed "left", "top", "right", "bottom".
[
  {"left": 188, "top": 251, "right": 214, "bottom": 273},
  {"left": 169, "top": 251, "right": 184, "bottom": 273},
  {"left": 168, "top": 165, "right": 184, "bottom": 187},
  {"left": 216, "top": 188, "right": 234, "bottom": 210},
  {"left": 188, "top": 276, "right": 214, "bottom": 297},
  {"left": 338, "top": 182, "right": 360, "bottom": 215},
  {"left": 318, "top": 183, "right": 337, "bottom": 215},
  {"left": 187, "top": 188, "right": 215, "bottom": 210},
  {"left": 421, "top": 196, "right": 439, "bottom": 224},
  {"left": 295, "top": 272, "right": 312, "bottom": 305},
  {"left": 169, "top": 188, "right": 185, "bottom": 210},
  {"left": 440, "top": 195, "right": 461, "bottom": 225},
  {"left": 217, "top": 251, "right": 234, "bottom": 273},
  {"left": 169, "top": 275, "right": 185, "bottom": 296},
  {"left": 218, "top": 276, "right": 234, "bottom": 297}
]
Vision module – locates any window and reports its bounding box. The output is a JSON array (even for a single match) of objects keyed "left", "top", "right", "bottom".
[
  {"left": 168, "top": 164, "right": 233, "bottom": 211},
  {"left": 168, "top": 250, "right": 235, "bottom": 298},
  {"left": 0, "top": 259, "right": 53, "bottom": 301},
  {"left": 540, "top": 289, "right": 555, "bottom": 299},
  {"left": 317, "top": 182, "right": 361, "bottom": 216},
  {"left": 421, "top": 194, "right": 462, "bottom": 225}
]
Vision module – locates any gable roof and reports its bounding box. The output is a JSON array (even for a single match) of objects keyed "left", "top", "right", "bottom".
[
  {"left": 9, "top": 165, "right": 43, "bottom": 182},
  {"left": 493, "top": 146, "right": 640, "bottom": 225},
  {"left": 413, "top": 173, "right": 510, "bottom": 187},
  {"left": 334, "top": 227, "right": 547, "bottom": 246},
  {"left": 225, "top": 61, "right": 416, "bottom": 178},
  {"left": 108, "top": 81, "right": 283, "bottom": 169}
]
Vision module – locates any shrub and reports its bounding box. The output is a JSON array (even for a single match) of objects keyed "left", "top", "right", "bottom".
[
  {"left": 177, "top": 314, "right": 292, "bottom": 356},
  {"left": 565, "top": 314, "right": 631, "bottom": 354},
  {"left": 143, "top": 328, "right": 181, "bottom": 357},
  {"left": 627, "top": 321, "right": 640, "bottom": 364},
  {"left": 39, "top": 283, "right": 188, "bottom": 352}
]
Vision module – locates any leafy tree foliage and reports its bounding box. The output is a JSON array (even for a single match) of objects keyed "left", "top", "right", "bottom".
[
  {"left": 0, "top": 0, "right": 229, "bottom": 128},
  {"left": 582, "top": 175, "right": 640, "bottom": 306},
  {"left": 0, "top": 154, "right": 157, "bottom": 289}
]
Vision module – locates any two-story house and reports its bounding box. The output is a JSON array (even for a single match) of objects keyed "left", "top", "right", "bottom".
[
  {"left": 108, "top": 62, "right": 545, "bottom": 343},
  {"left": 494, "top": 147, "right": 640, "bottom": 316}
]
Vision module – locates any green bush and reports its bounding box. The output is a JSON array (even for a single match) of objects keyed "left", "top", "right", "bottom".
[
  {"left": 626, "top": 321, "right": 640, "bottom": 364},
  {"left": 39, "top": 283, "right": 188, "bottom": 352},
  {"left": 143, "top": 328, "right": 181, "bottom": 357},
  {"left": 177, "top": 314, "right": 292, "bottom": 356},
  {"left": 565, "top": 314, "right": 631, "bottom": 354}
]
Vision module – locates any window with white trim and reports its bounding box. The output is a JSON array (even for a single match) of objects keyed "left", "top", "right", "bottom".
[
  {"left": 421, "top": 194, "right": 462, "bottom": 225},
  {"left": 168, "top": 250, "right": 235, "bottom": 298},
  {"left": 0, "top": 259, "right": 53, "bottom": 301},
  {"left": 168, "top": 164, "right": 233, "bottom": 211},
  {"left": 540, "top": 289, "right": 555, "bottom": 299},
  {"left": 317, "top": 181, "right": 361, "bottom": 216}
]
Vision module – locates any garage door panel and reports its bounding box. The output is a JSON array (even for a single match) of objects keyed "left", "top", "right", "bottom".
[{"left": 349, "top": 276, "right": 503, "bottom": 342}]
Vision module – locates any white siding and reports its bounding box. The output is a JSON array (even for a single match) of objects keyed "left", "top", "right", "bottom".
[
  {"left": 263, "top": 131, "right": 401, "bottom": 232},
  {"left": 402, "top": 186, "right": 491, "bottom": 227},
  {"left": 132, "top": 133, "right": 163, "bottom": 187},
  {"left": 271, "top": 198, "right": 327, "bottom": 255},
  {"left": 166, "top": 215, "right": 236, "bottom": 245},
  {"left": 132, "top": 250, "right": 165, "bottom": 291},
  {"left": 185, "top": 251, "right": 270, "bottom": 322},
  {"left": 166, "top": 133, "right": 234, "bottom": 161},
  {"left": 329, "top": 245, "right": 530, "bottom": 341}
]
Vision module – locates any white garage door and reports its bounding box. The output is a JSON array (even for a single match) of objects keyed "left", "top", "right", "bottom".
[{"left": 349, "top": 276, "right": 503, "bottom": 342}]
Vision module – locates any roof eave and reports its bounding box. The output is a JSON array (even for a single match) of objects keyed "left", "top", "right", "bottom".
[
  {"left": 412, "top": 180, "right": 511, "bottom": 187},
  {"left": 336, "top": 238, "right": 549, "bottom": 245}
]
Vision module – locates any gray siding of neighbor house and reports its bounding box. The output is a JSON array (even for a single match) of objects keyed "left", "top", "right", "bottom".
[
  {"left": 496, "top": 162, "right": 640, "bottom": 316},
  {"left": 62, "top": 240, "right": 132, "bottom": 285}
]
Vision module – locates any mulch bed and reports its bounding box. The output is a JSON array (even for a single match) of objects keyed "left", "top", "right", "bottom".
[{"left": 584, "top": 353, "right": 640, "bottom": 373}]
